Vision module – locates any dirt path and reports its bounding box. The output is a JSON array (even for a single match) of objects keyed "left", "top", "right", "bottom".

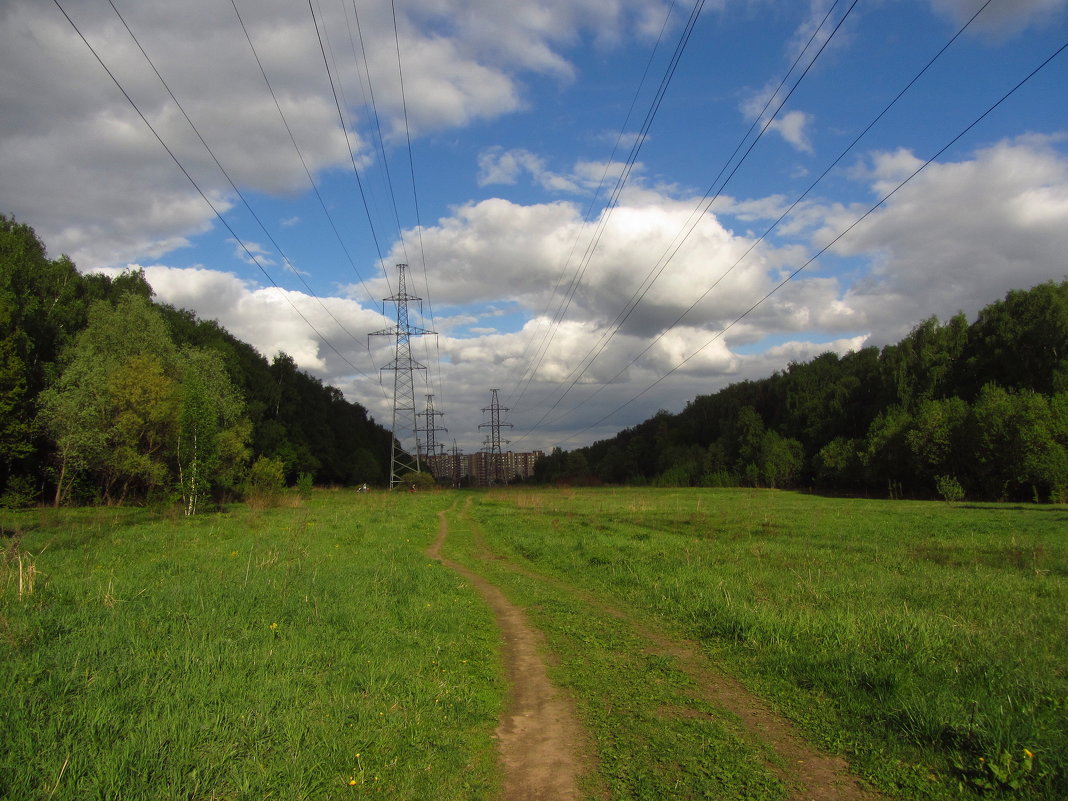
[
  {"left": 450, "top": 504, "right": 885, "bottom": 801},
  {"left": 428, "top": 510, "right": 591, "bottom": 801}
]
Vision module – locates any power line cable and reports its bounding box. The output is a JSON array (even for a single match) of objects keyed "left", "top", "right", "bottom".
[
  {"left": 307, "top": 0, "right": 395, "bottom": 295},
  {"left": 522, "top": 0, "right": 994, "bottom": 442},
  {"left": 311, "top": 0, "right": 442, "bottom": 413},
  {"left": 503, "top": 0, "right": 680, "bottom": 406},
  {"left": 52, "top": 0, "right": 371, "bottom": 379},
  {"left": 552, "top": 35, "right": 1068, "bottom": 449},
  {"left": 317, "top": 0, "right": 403, "bottom": 278},
  {"left": 345, "top": 0, "right": 410, "bottom": 266},
  {"left": 506, "top": 0, "right": 707, "bottom": 411},
  {"left": 105, "top": 0, "right": 382, "bottom": 382},
  {"left": 338, "top": 0, "right": 424, "bottom": 402},
  {"left": 552, "top": 0, "right": 848, "bottom": 385},
  {"left": 511, "top": 0, "right": 857, "bottom": 443},
  {"left": 230, "top": 0, "right": 383, "bottom": 307},
  {"left": 389, "top": 0, "right": 446, "bottom": 413},
  {"left": 518, "top": 0, "right": 707, "bottom": 392}
]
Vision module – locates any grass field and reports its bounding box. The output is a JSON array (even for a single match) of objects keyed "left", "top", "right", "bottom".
[
  {"left": 1, "top": 492, "right": 500, "bottom": 800},
  {"left": 2, "top": 487, "right": 1066, "bottom": 800},
  {"left": 459, "top": 488, "right": 1068, "bottom": 800}
]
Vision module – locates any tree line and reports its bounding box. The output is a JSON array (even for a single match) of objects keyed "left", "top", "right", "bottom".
[
  {"left": 536, "top": 278, "right": 1068, "bottom": 502},
  {"left": 0, "top": 216, "right": 392, "bottom": 509}
]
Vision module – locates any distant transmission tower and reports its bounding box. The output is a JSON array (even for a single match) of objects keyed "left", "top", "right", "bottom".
[
  {"left": 418, "top": 394, "right": 447, "bottom": 478},
  {"left": 369, "top": 264, "right": 434, "bottom": 489},
  {"left": 450, "top": 439, "right": 463, "bottom": 488},
  {"left": 479, "top": 388, "right": 513, "bottom": 485}
]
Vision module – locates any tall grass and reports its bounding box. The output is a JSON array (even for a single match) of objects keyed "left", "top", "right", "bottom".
[
  {"left": 469, "top": 488, "right": 1068, "bottom": 800},
  {"left": 0, "top": 492, "right": 502, "bottom": 800}
]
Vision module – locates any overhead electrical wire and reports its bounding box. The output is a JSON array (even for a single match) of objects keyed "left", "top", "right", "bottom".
[
  {"left": 51, "top": 0, "right": 372, "bottom": 380},
  {"left": 547, "top": 0, "right": 850, "bottom": 387},
  {"left": 55, "top": 0, "right": 1053, "bottom": 457},
  {"left": 506, "top": 0, "right": 707, "bottom": 412},
  {"left": 103, "top": 0, "right": 382, "bottom": 385},
  {"left": 312, "top": 0, "right": 445, "bottom": 428},
  {"left": 522, "top": 0, "right": 995, "bottom": 441},
  {"left": 316, "top": 0, "right": 443, "bottom": 408},
  {"left": 339, "top": 0, "right": 430, "bottom": 407},
  {"left": 345, "top": 0, "right": 411, "bottom": 267},
  {"left": 503, "top": 0, "right": 679, "bottom": 407},
  {"left": 510, "top": 0, "right": 858, "bottom": 444},
  {"left": 316, "top": 0, "right": 389, "bottom": 238},
  {"left": 306, "top": 0, "right": 395, "bottom": 294},
  {"left": 388, "top": 0, "right": 447, "bottom": 419},
  {"left": 229, "top": 0, "right": 383, "bottom": 309},
  {"left": 551, "top": 35, "right": 1068, "bottom": 449},
  {"left": 508, "top": 0, "right": 850, "bottom": 422},
  {"left": 512, "top": 0, "right": 710, "bottom": 404},
  {"left": 551, "top": 0, "right": 998, "bottom": 432}
]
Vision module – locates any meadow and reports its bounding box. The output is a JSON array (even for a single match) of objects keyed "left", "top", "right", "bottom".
[
  {"left": 0, "top": 492, "right": 501, "bottom": 800},
  {"left": 457, "top": 488, "right": 1068, "bottom": 800},
  {"left": 2, "top": 487, "right": 1065, "bottom": 800}
]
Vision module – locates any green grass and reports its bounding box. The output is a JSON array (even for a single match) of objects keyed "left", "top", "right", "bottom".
[
  {"left": 4, "top": 487, "right": 1066, "bottom": 800},
  {"left": 1, "top": 492, "right": 502, "bottom": 800},
  {"left": 464, "top": 488, "right": 1068, "bottom": 800},
  {"left": 442, "top": 503, "right": 787, "bottom": 800}
]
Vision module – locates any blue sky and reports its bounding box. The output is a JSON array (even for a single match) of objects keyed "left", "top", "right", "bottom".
[{"left": 2, "top": 0, "right": 1067, "bottom": 454}]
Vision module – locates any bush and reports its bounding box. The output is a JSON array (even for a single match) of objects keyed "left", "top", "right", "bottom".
[
  {"left": 935, "top": 474, "right": 965, "bottom": 503},
  {"left": 701, "top": 470, "right": 736, "bottom": 488},
  {"left": 296, "top": 471, "right": 313, "bottom": 500},
  {"left": 408, "top": 471, "right": 438, "bottom": 492},
  {"left": 245, "top": 456, "right": 286, "bottom": 508},
  {"left": 0, "top": 475, "right": 36, "bottom": 509},
  {"left": 654, "top": 464, "right": 693, "bottom": 487}
]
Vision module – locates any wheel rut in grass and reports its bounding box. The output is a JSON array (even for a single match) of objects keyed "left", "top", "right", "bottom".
[
  {"left": 429, "top": 510, "right": 590, "bottom": 801},
  {"left": 458, "top": 507, "right": 884, "bottom": 801}
]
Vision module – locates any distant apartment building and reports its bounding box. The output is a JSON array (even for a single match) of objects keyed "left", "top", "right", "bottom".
[
  {"left": 512, "top": 451, "right": 542, "bottom": 480},
  {"left": 423, "top": 450, "right": 544, "bottom": 487}
]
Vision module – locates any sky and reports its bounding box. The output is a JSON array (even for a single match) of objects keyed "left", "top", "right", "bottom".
[{"left": 2, "top": 0, "right": 1067, "bottom": 456}]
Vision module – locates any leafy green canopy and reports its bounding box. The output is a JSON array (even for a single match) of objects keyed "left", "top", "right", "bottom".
[
  {"left": 552, "top": 280, "right": 1068, "bottom": 502},
  {"left": 37, "top": 295, "right": 249, "bottom": 509},
  {"left": 0, "top": 216, "right": 391, "bottom": 507}
]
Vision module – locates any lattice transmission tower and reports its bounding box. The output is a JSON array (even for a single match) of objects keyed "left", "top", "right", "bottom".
[
  {"left": 369, "top": 263, "right": 435, "bottom": 488},
  {"left": 418, "top": 394, "right": 447, "bottom": 478},
  {"left": 449, "top": 440, "right": 463, "bottom": 487},
  {"left": 479, "top": 388, "right": 513, "bottom": 485}
]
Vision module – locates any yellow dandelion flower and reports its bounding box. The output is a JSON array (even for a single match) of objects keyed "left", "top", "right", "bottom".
[
  {"left": 349, "top": 778, "right": 357, "bottom": 786},
  {"left": 269, "top": 622, "right": 279, "bottom": 630}
]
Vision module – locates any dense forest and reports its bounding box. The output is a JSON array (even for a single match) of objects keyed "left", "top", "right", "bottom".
[
  {"left": 5, "top": 212, "right": 1067, "bottom": 506},
  {"left": 0, "top": 215, "right": 392, "bottom": 509},
  {"left": 536, "top": 278, "right": 1068, "bottom": 502}
]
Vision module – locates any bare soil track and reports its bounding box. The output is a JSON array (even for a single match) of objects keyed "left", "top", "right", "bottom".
[
  {"left": 429, "top": 510, "right": 590, "bottom": 801},
  {"left": 429, "top": 504, "right": 884, "bottom": 801}
]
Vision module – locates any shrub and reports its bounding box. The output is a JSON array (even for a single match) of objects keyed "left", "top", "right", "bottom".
[
  {"left": 296, "top": 471, "right": 313, "bottom": 500},
  {"left": 408, "top": 471, "right": 438, "bottom": 492},
  {"left": 0, "top": 475, "right": 36, "bottom": 509},
  {"left": 245, "top": 456, "right": 286, "bottom": 508},
  {"left": 935, "top": 474, "right": 965, "bottom": 503}
]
